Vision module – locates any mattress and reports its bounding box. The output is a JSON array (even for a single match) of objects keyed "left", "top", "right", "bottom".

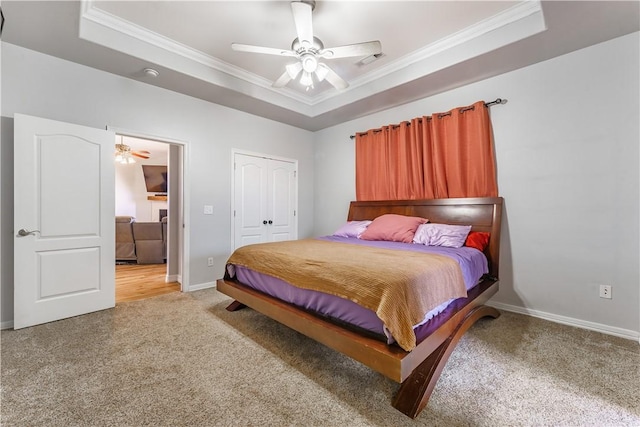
[{"left": 229, "top": 235, "right": 489, "bottom": 345}]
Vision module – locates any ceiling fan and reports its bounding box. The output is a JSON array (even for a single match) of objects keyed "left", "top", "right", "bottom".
[
  {"left": 115, "top": 139, "right": 150, "bottom": 164},
  {"left": 231, "top": 0, "right": 382, "bottom": 91}
]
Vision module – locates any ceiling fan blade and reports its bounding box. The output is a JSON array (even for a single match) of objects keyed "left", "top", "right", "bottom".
[
  {"left": 231, "top": 43, "right": 295, "bottom": 57},
  {"left": 318, "top": 63, "right": 348, "bottom": 90},
  {"left": 285, "top": 62, "right": 303, "bottom": 80},
  {"left": 291, "top": 1, "right": 314, "bottom": 48},
  {"left": 131, "top": 152, "right": 150, "bottom": 159},
  {"left": 319, "top": 41, "right": 382, "bottom": 59},
  {"left": 273, "top": 71, "right": 293, "bottom": 88},
  {"left": 273, "top": 62, "right": 303, "bottom": 88}
]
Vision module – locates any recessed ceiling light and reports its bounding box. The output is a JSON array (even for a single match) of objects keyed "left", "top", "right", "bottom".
[{"left": 143, "top": 68, "right": 159, "bottom": 78}]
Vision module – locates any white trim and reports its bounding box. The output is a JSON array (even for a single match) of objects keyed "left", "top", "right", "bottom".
[
  {"left": 188, "top": 281, "right": 216, "bottom": 292},
  {"left": 165, "top": 274, "right": 180, "bottom": 283},
  {"left": 79, "top": 1, "right": 313, "bottom": 114},
  {"left": 1, "top": 321, "right": 14, "bottom": 331},
  {"left": 487, "top": 301, "right": 640, "bottom": 343},
  {"left": 107, "top": 125, "right": 191, "bottom": 293},
  {"left": 80, "top": 1, "right": 303, "bottom": 100},
  {"left": 312, "top": 1, "right": 544, "bottom": 104},
  {"left": 79, "top": 0, "right": 545, "bottom": 116},
  {"left": 232, "top": 148, "right": 299, "bottom": 165}
]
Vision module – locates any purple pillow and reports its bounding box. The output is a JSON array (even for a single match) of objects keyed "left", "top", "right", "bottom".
[
  {"left": 360, "top": 214, "right": 428, "bottom": 243},
  {"left": 333, "top": 220, "right": 372, "bottom": 238},
  {"left": 413, "top": 223, "right": 472, "bottom": 248}
]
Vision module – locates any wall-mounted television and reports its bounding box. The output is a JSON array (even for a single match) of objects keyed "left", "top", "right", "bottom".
[{"left": 141, "top": 165, "right": 168, "bottom": 194}]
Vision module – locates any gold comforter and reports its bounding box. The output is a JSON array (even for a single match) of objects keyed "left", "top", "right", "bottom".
[{"left": 226, "top": 239, "right": 467, "bottom": 351}]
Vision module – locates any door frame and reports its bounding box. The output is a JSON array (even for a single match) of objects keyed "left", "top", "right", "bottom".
[
  {"left": 230, "top": 149, "right": 298, "bottom": 251},
  {"left": 109, "top": 126, "right": 190, "bottom": 291}
]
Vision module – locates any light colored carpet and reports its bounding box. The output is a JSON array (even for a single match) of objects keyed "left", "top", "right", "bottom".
[{"left": 1, "top": 288, "right": 638, "bottom": 426}]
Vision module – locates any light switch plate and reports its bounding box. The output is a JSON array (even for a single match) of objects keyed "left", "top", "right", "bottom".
[{"left": 204, "top": 205, "right": 213, "bottom": 215}]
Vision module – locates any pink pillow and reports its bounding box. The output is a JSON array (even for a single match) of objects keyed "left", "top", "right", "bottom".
[
  {"left": 333, "top": 220, "right": 372, "bottom": 238},
  {"left": 360, "top": 214, "right": 428, "bottom": 243},
  {"left": 413, "top": 223, "right": 472, "bottom": 248}
]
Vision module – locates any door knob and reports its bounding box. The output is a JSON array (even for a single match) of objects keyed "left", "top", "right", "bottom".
[
  {"left": 268, "top": 220, "right": 273, "bottom": 224},
  {"left": 17, "top": 228, "right": 40, "bottom": 237},
  {"left": 263, "top": 220, "right": 268, "bottom": 225}
]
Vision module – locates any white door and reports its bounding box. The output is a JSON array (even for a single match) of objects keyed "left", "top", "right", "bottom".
[
  {"left": 14, "top": 114, "right": 115, "bottom": 329},
  {"left": 268, "top": 159, "right": 296, "bottom": 242},
  {"left": 233, "top": 153, "right": 297, "bottom": 249},
  {"left": 234, "top": 154, "right": 268, "bottom": 248}
]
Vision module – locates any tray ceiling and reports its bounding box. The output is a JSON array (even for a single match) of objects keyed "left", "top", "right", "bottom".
[{"left": 2, "top": 1, "right": 639, "bottom": 130}]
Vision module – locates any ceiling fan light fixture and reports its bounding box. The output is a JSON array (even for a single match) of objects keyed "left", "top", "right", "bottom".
[
  {"left": 301, "top": 54, "right": 318, "bottom": 73},
  {"left": 299, "top": 71, "right": 313, "bottom": 87},
  {"left": 115, "top": 141, "right": 138, "bottom": 164},
  {"left": 232, "top": 0, "right": 380, "bottom": 92},
  {"left": 286, "top": 62, "right": 302, "bottom": 79}
]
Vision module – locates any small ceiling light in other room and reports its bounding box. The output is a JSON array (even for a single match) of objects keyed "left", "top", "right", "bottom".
[{"left": 115, "top": 142, "right": 136, "bottom": 164}]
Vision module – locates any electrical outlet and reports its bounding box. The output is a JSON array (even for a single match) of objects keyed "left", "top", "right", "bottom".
[
  {"left": 599, "top": 285, "right": 612, "bottom": 299},
  {"left": 204, "top": 205, "right": 214, "bottom": 215},
  {"left": 207, "top": 257, "right": 214, "bottom": 267}
]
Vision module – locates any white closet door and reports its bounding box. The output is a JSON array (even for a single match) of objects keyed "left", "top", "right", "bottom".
[
  {"left": 233, "top": 152, "right": 297, "bottom": 250},
  {"left": 268, "top": 159, "right": 296, "bottom": 242},
  {"left": 234, "top": 154, "right": 268, "bottom": 249}
]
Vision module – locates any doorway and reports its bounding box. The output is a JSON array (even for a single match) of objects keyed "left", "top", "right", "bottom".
[
  {"left": 13, "top": 115, "right": 190, "bottom": 329},
  {"left": 113, "top": 133, "right": 187, "bottom": 303}
]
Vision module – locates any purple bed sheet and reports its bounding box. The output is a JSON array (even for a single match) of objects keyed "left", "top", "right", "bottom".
[{"left": 229, "top": 236, "right": 488, "bottom": 345}]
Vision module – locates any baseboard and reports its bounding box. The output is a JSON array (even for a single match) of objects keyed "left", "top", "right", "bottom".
[
  {"left": 165, "top": 274, "right": 180, "bottom": 283},
  {"left": 487, "top": 301, "right": 640, "bottom": 343},
  {"left": 1, "top": 320, "right": 14, "bottom": 330},
  {"left": 186, "top": 281, "right": 216, "bottom": 292}
]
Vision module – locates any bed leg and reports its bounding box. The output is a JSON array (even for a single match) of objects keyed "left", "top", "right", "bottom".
[
  {"left": 225, "top": 300, "right": 247, "bottom": 312},
  {"left": 392, "top": 305, "right": 500, "bottom": 419}
]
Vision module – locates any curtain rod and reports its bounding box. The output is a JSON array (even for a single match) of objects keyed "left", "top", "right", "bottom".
[{"left": 348, "top": 98, "right": 506, "bottom": 139}]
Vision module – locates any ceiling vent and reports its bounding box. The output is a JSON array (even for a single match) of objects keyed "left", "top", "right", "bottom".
[{"left": 357, "top": 53, "right": 385, "bottom": 66}]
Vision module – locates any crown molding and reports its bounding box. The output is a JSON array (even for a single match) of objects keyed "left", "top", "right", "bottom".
[
  {"left": 305, "top": 1, "right": 545, "bottom": 107},
  {"left": 351, "top": 1, "right": 543, "bottom": 90},
  {"left": 79, "top": 0, "right": 314, "bottom": 111},
  {"left": 79, "top": 0, "right": 545, "bottom": 118}
]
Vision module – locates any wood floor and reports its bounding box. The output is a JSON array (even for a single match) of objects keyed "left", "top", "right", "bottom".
[{"left": 116, "top": 263, "right": 180, "bottom": 303}]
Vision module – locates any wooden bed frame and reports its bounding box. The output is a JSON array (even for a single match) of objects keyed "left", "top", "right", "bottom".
[{"left": 216, "top": 197, "right": 503, "bottom": 418}]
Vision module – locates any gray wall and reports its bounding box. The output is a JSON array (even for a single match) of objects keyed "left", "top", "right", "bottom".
[
  {"left": 313, "top": 33, "right": 640, "bottom": 337},
  {"left": 1, "top": 43, "right": 315, "bottom": 326},
  {"left": 2, "top": 32, "right": 639, "bottom": 339}
]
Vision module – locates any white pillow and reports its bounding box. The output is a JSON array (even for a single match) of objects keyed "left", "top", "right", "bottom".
[
  {"left": 332, "top": 220, "right": 372, "bottom": 238},
  {"left": 413, "top": 223, "right": 472, "bottom": 248}
]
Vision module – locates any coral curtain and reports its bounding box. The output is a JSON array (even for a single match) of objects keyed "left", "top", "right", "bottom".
[{"left": 355, "top": 101, "right": 497, "bottom": 200}]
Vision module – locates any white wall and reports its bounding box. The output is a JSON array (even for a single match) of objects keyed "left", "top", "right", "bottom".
[
  {"left": 1, "top": 43, "right": 315, "bottom": 325},
  {"left": 314, "top": 33, "right": 640, "bottom": 338}
]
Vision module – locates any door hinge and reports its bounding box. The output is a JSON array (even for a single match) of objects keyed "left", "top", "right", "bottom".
[
  {"left": 233, "top": 210, "right": 236, "bottom": 217},
  {"left": 294, "top": 170, "right": 297, "bottom": 178},
  {"left": 294, "top": 210, "right": 296, "bottom": 216}
]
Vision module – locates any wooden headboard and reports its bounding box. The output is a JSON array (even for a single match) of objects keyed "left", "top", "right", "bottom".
[{"left": 347, "top": 197, "right": 503, "bottom": 279}]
